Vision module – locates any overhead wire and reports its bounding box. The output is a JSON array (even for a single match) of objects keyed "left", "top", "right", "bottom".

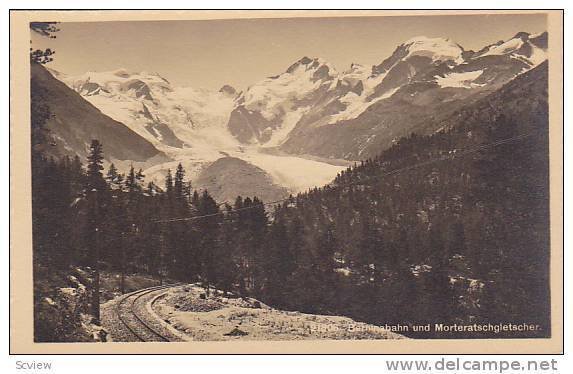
[{"left": 150, "top": 128, "right": 546, "bottom": 223}]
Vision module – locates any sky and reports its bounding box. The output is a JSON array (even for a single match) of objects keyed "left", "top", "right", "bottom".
[{"left": 31, "top": 13, "right": 547, "bottom": 91}]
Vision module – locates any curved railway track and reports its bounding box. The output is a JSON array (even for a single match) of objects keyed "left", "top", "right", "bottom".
[{"left": 115, "top": 283, "right": 182, "bottom": 342}]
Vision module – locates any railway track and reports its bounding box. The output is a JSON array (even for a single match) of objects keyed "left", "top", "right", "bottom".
[{"left": 115, "top": 283, "right": 182, "bottom": 342}]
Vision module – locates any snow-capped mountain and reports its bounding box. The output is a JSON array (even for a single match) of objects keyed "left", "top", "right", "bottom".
[
  {"left": 58, "top": 68, "right": 237, "bottom": 155},
  {"left": 227, "top": 57, "right": 340, "bottom": 146},
  {"left": 474, "top": 31, "right": 547, "bottom": 64},
  {"left": 49, "top": 31, "right": 547, "bottom": 198},
  {"left": 53, "top": 67, "right": 348, "bottom": 200},
  {"left": 231, "top": 32, "right": 547, "bottom": 159}
]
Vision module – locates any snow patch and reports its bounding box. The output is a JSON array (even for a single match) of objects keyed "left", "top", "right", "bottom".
[
  {"left": 402, "top": 36, "right": 464, "bottom": 63},
  {"left": 328, "top": 85, "right": 399, "bottom": 124},
  {"left": 435, "top": 70, "right": 484, "bottom": 88},
  {"left": 262, "top": 106, "right": 309, "bottom": 147},
  {"left": 481, "top": 38, "right": 524, "bottom": 57},
  {"left": 411, "top": 264, "right": 433, "bottom": 277},
  {"left": 334, "top": 267, "right": 352, "bottom": 276},
  {"left": 523, "top": 45, "right": 547, "bottom": 66},
  {"left": 59, "top": 287, "right": 77, "bottom": 296}
]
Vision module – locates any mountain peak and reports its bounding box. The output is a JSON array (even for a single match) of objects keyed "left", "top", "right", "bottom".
[
  {"left": 285, "top": 56, "right": 337, "bottom": 77},
  {"left": 401, "top": 36, "right": 464, "bottom": 62},
  {"left": 349, "top": 62, "right": 365, "bottom": 70},
  {"left": 529, "top": 31, "right": 548, "bottom": 49},
  {"left": 219, "top": 84, "right": 237, "bottom": 97},
  {"left": 512, "top": 31, "right": 531, "bottom": 41},
  {"left": 112, "top": 68, "right": 131, "bottom": 78},
  {"left": 403, "top": 35, "right": 452, "bottom": 45},
  {"left": 341, "top": 63, "right": 369, "bottom": 81},
  {"left": 477, "top": 31, "right": 547, "bottom": 66}
]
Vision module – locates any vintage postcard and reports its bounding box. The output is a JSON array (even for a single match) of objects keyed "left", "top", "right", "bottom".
[{"left": 10, "top": 10, "right": 563, "bottom": 354}]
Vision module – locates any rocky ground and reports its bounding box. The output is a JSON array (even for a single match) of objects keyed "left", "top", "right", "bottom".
[{"left": 150, "top": 284, "right": 406, "bottom": 341}]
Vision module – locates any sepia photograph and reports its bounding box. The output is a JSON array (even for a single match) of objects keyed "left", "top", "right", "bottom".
[{"left": 10, "top": 10, "right": 563, "bottom": 354}]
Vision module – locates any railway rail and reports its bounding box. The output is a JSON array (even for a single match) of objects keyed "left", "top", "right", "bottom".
[{"left": 115, "top": 283, "right": 182, "bottom": 342}]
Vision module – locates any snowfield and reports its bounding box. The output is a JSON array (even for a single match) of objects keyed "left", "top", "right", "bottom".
[
  {"left": 402, "top": 36, "right": 464, "bottom": 63},
  {"left": 435, "top": 70, "right": 485, "bottom": 89},
  {"left": 151, "top": 284, "right": 406, "bottom": 341}
]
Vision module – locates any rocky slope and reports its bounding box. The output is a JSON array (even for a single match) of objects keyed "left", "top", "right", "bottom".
[
  {"left": 194, "top": 157, "right": 289, "bottom": 204},
  {"left": 32, "top": 63, "right": 167, "bottom": 163}
]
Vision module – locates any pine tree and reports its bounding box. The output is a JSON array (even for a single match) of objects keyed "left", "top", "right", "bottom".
[
  {"left": 174, "top": 163, "right": 186, "bottom": 201},
  {"left": 125, "top": 165, "right": 141, "bottom": 194},
  {"left": 192, "top": 190, "right": 200, "bottom": 207},
  {"left": 216, "top": 203, "right": 239, "bottom": 294},
  {"left": 164, "top": 169, "right": 174, "bottom": 199},
  {"left": 248, "top": 197, "right": 268, "bottom": 294},
  {"left": 106, "top": 163, "right": 123, "bottom": 191},
  {"left": 136, "top": 168, "right": 145, "bottom": 185},
  {"left": 30, "top": 22, "right": 59, "bottom": 65},
  {"left": 86, "top": 140, "right": 106, "bottom": 192},
  {"left": 264, "top": 220, "right": 295, "bottom": 306},
  {"left": 85, "top": 139, "right": 106, "bottom": 322},
  {"left": 196, "top": 190, "right": 221, "bottom": 295}
]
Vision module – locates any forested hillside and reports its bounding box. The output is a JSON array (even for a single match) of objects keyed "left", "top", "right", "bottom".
[
  {"left": 265, "top": 62, "right": 550, "bottom": 337},
  {"left": 32, "top": 62, "right": 549, "bottom": 340}
]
